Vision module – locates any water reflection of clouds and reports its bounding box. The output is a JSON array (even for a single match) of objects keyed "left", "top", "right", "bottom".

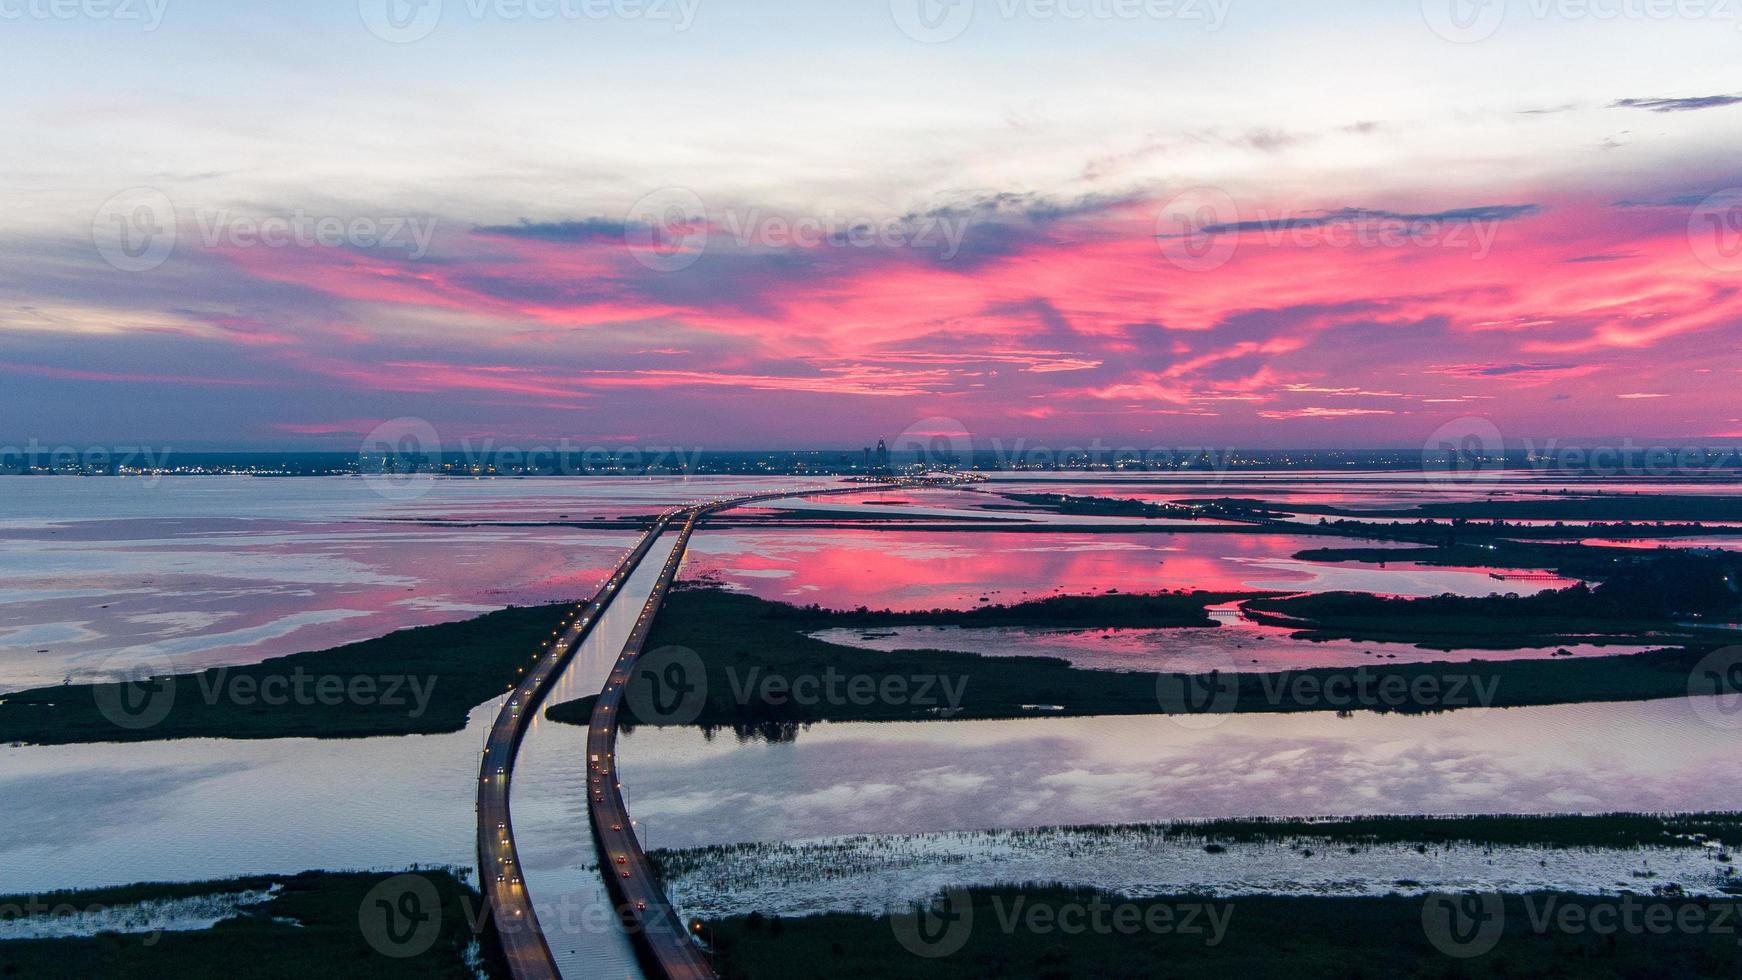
[
  {"left": 1012, "top": 541, "right": 1166, "bottom": 554},
  {"left": 0, "top": 622, "right": 104, "bottom": 647},
  {"left": 685, "top": 530, "right": 1551, "bottom": 612},
  {"left": 620, "top": 701, "right": 1742, "bottom": 849},
  {"left": 70, "top": 609, "right": 377, "bottom": 672},
  {"left": 0, "top": 522, "right": 639, "bottom": 690},
  {"left": 122, "top": 611, "right": 237, "bottom": 632},
  {"left": 0, "top": 762, "right": 251, "bottom": 849},
  {"left": 0, "top": 699, "right": 503, "bottom": 892}
]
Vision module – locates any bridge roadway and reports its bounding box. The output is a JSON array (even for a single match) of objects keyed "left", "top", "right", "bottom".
[
  {"left": 585, "top": 506, "right": 717, "bottom": 979},
  {"left": 477, "top": 509, "right": 683, "bottom": 979},
  {"left": 484, "top": 482, "right": 908, "bottom": 979}
]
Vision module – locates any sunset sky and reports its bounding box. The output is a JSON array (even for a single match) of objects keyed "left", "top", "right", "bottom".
[{"left": 3, "top": 0, "right": 1741, "bottom": 448}]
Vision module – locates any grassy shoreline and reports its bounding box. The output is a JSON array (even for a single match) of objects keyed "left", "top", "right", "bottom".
[
  {"left": 703, "top": 886, "right": 1742, "bottom": 979},
  {"left": 649, "top": 813, "right": 1742, "bottom": 869},
  {"left": 0, "top": 869, "right": 500, "bottom": 979},
  {"left": 0, "top": 602, "right": 571, "bottom": 745},
  {"left": 541, "top": 587, "right": 1726, "bottom": 735}
]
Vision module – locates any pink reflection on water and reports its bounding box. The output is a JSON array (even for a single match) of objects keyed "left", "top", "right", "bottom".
[
  {"left": 999, "top": 477, "right": 1742, "bottom": 514},
  {"left": 0, "top": 518, "right": 637, "bottom": 691},
  {"left": 1575, "top": 536, "right": 1742, "bottom": 551},
  {"left": 682, "top": 530, "right": 1576, "bottom": 611},
  {"left": 811, "top": 601, "right": 1656, "bottom": 673}
]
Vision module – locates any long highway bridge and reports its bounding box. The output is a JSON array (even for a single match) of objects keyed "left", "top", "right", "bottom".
[
  {"left": 478, "top": 482, "right": 936, "bottom": 979},
  {"left": 476, "top": 507, "right": 686, "bottom": 977}
]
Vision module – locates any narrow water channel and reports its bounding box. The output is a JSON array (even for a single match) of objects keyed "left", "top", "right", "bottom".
[{"left": 510, "top": 533, "right": 679, "bottom": 980}]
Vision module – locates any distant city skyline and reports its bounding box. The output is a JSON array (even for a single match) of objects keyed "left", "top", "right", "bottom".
[{"left": 3, "top": 0, "right": 1740, "bottom": 446}]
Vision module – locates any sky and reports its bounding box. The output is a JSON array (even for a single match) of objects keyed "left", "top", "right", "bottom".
[{"left": 2, "top": 0, "right": 1741, "bottom": 450}]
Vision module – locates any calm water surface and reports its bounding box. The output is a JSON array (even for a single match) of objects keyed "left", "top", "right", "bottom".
[
  {"left": 0, "top": 477, "right": 837, "bottom": 691},
  {"left": 1, "top": 475, "right": 1726, "bottom": 931},
  {"left": 617, "top": 697, "right": 1742, "bottom": 850},
  {"left": 684, "top": 529, "right": 1576, "bottom": 611},
  {"left": 810, "top": 605, "right": 1658, "bottom": 673}
]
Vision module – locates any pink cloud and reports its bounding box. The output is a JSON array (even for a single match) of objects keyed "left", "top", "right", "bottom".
[{"left": 125, "top": 184, "right": 1740, "bottom": 441}]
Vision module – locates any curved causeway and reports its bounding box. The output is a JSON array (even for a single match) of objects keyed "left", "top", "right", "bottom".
[
  {"left": 485, "top": 483, "right": 899, "bottom": 979},
  {"left": 477, "top": 510, "right": 681, "bottom": 979}
]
